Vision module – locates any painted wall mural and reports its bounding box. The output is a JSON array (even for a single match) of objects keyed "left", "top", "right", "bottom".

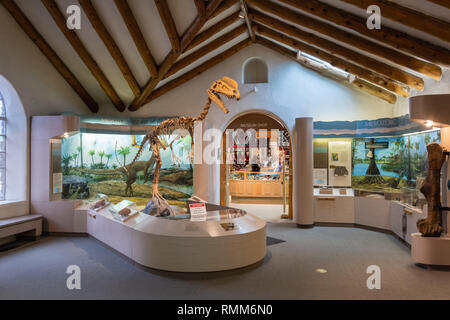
[
  {"left": 352, "top": 130, "right": 441, "bottom": 196},
  {"left": 61, "top": 132, "right": 193, "bottom": 207}
]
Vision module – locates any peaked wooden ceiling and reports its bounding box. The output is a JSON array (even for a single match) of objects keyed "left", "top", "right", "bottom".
[{"left": 1, "top": 0, "right": 449, "bottom": 113}]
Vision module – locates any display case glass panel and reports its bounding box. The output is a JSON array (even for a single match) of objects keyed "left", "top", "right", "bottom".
[{"left": 61, "top": 132, "right": 193, "bottom": 207}]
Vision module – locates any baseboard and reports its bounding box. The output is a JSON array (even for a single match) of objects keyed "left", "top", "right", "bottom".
[{"left": 43, "top": 232, "right": 89, "bottom": 237}]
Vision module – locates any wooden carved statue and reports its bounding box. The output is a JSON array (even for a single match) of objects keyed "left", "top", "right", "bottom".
[
  {"left": 417, "top": 142, "right": 449, "bottom": 237},
  {"left": 129, "top": 77, "right": 240, "bottom": 216}
]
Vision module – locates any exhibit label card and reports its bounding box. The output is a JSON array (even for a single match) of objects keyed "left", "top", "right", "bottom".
[
  {"left": 189, "top": 203, "right": 207, "bottom": 221},
  {"left": 52, "top": 173, "right": 62, "bottom": 194}
]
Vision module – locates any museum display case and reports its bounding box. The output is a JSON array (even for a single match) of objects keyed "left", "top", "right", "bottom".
[{"left": 228, "top": 168, "right": 288, "bottom": 198}]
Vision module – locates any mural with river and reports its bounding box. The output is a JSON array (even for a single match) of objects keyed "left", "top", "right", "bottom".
[
  {"left": 351, "top": 130, "right": 441, "bottom": 193},
  {"left": 61, "top": 132, "right": 193, "bottom": 207}
]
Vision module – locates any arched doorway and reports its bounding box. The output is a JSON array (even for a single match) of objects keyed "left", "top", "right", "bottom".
[{"left": 220, "top": 111, "right": 293, "bottom": 220}]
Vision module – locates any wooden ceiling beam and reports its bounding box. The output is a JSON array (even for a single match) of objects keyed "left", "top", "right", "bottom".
[
  {"left": 114, "top": 0, "right": 158, "bottom": 78},
  {"left": 165, "top": 24, "right": 247, "bottom": 79},
  {"left": 79, "top": 0, "right": 140, "bottom": 97},
  {"left": 255, "top": 36, "right": 396, "bottom": 104},
  {"left": 129, "top": 0, "right": 223, "bottom": 111},
  {"left": 240, "top": 0, "right": 255, "bottom": 41},
  {"left": 144, "top": 39, "right": 252, "bottom": 104},
  {"left": 427, "top": 0, "right": 450, "bottom": 9},
  {"left": 1, "top": 0, "right": 99, "bottom": 113},
  {"left": 341, "top": 0, "right": 450, "bottom": 43},
  {"left": 194, "top": 0, "right": 206, "bottom": 16},
  {"left": 279, "top": 0, "right": 450, "bottom": 66},
  {"left": 252, "top": 15, "right": 423, "bottom": 90},
  {"left": 185, "top": 10, "right": 241, "bottom": 52},
  {"left": 208, "top": 0, "right": 239, "bottom": 21},
  {"left": 154, "top": 0, "right": 180, "bottom": 52},
  {"left": 41, "top": 0, "right": 125, "bottom": 112},
  {"left": 254, "top": 24, "right": 409, "bottom": 97},
  {"left": 246, "top": 0, "right": 441, "bottom": 80}
]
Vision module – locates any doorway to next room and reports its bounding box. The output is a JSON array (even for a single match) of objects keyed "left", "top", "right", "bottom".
[{"left": 220, "top": 112, "right": 292, "bottom": 221}]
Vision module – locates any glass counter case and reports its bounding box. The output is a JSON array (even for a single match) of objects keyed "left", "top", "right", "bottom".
[{"left": 228, "top": 168, "right": 288, "bottom": 198}]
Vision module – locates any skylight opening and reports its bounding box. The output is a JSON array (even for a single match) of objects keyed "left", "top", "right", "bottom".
[{"left": 297, "top": 51, "right": 354, "bottom": 82}]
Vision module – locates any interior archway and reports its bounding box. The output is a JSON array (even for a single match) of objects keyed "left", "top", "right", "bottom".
[{"left": 220, "top": 111, "right": 293, "bottom": 220}]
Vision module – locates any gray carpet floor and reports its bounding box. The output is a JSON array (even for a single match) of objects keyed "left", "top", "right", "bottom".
[{"left": 1, "top": 223, "right": 450, "bottom": 300}]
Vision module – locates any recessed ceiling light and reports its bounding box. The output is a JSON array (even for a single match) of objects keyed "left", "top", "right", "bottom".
[{"left": 315, "top": 268, "right": 328, "bottom": 274}]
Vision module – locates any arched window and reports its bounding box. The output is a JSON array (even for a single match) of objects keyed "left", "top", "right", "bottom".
[
  {"left": 243, "top": 58, "right": 268, "bottom": 84},
  {"left": 0, "top": 92, "right": 5, "bottom": 201}
]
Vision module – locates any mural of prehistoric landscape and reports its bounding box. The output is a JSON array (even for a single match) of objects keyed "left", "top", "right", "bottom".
[
  {"left": 352, "top": 130, "right": 441, "bottom": 197},
  {"left": 61, "top": 132, "right": 193, "bottom": 207}
]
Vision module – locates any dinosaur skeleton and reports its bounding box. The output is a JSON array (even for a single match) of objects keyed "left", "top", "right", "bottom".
[{"left": 129, "top": 77, "right": 240, "bottom": 216}]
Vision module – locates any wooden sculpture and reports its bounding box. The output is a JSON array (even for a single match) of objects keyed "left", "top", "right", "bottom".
[
  {"left": 129, "top": 77, "right": 240, "bottom": 216},
  {"left": 417, "top": 142, "right": 449, "bottom": 237}
]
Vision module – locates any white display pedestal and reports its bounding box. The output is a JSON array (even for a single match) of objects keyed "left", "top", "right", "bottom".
[{"left": 411, "top": 233, "right": 450, "bottom": 266}]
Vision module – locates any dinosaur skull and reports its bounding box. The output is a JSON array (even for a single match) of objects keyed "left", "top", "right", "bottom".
[{"left": 208, "top": 77, "right": 240, "bottom": 113}]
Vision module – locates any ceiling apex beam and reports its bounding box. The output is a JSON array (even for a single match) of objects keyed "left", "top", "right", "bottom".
[
  {"left": 144, "top": 39, "right": 252, "bottom": 104},
  {"left": 154, "top": 0, "right": 180, "bottom": 52},
  {"left": 165, "top": 23, "right": 247, "bottom": 79},
  {"left": 240, "top": 0, "right": 255, "bottom": 41},
  {"left": 129, "top": 0, "right": 223, "bottom": 111},
  {"left": 246, "top": 0, "right": 441, "bottom": 80},
  {"left": 341, "top": 0, "right": 450, "bottom": 43},
  {"left": 194, "top": 0, "right": 206, "bottom": 16},
  {"left": 114, "top": 0, "right": 158, "bottom": 78},
  {"left": 278, "top": 0, "right": 450, "bottom": 67},
  {"left": 185, "top": 10, "right": 241, "bottom": 52},
  {"left": 255, "top": 36, "right": 396, "bottom": 104},
  {"left": 1, "top": 0, "right": 99, "bottom": 113},
  {"left": 79, "top": 0, "right": 141, "bottom": 97},
  {"left": 251, "top": 14, "right": 423, "bottom": 90},
  {"left": 254, "top": 24, "right": 409, "bottom": 97},
  {"left": 41, "top": 0, "right": 125, "bottom": 112}
]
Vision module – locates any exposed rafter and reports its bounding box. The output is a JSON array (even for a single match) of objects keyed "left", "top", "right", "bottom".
[
  {"left": 144, "top": 39, "right": 252, "bottom": 104},
  {"left": 427, "top": 0, "right": 450, "bottom": 9},
  {"left": 246, "top": 0, "right": 442, "bottom": 80},
  {"left": 79, "top": 0, "right": 140, "bottom": 97},
  {"left": 154, "top": 0, "right": 180, "bottom": 52},
  {"left": 279, "top": 0, "right": 450, "bottom": 66},
  {"left": 41, "top": 0, "right": 125, "bottom": 112},
  {"left": 252, "top": 15, "right": 422, "bottom": 91},
  {"left": 165, "top": 24, "right": 247, "bottom": 79},
  {"left": 114, "top": 0, "right": 158, "bottom": 78},
  {"left": 255, "top": 36, "right": 397, "bottom": 104},
  {"left": 185, "top": 10, "right": 241, "bottom": 52},
  {"left": 129, "top": 0, "right": 223, "bottom": 111},
  {"left": 194, "top": 0, "right": 206, "bottom": 16},
  {"left": 254, "top": 24, "right": 409, "bottom": 97},
  {"left": 208, "top": 0, "right": 239, "bottom": 21},
  {"left": 0, "top": 0, "right": 99, "bottom": 113},
  {"left": 341, "top": 0, "right": 450, "bottom": 43}
]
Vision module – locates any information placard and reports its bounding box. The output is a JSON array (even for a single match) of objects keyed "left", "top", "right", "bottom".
[{"left": 189, "top": 203, "right": 207, "bottom": 221}]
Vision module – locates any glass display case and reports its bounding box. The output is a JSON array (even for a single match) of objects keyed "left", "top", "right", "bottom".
[{"left": 228, "top": 168, "right": 288, "bottom": 198}]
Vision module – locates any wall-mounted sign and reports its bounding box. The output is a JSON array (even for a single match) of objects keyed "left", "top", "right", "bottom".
[{"left": 365, "top": 141, "right": 389, "bottom": 149}]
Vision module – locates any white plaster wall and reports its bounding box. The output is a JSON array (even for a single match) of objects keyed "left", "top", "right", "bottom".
[{"left": 0, "top": 5, "right": 89, "bottom": 119}]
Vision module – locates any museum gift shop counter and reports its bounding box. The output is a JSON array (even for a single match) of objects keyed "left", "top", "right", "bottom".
[{"left": 78, "top": 203, "right": 267, "bottom": 272}]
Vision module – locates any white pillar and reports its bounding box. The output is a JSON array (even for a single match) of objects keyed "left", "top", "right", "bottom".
[
  {"left": 294, "top": 117, "right": 314, "bottom": 228},
  {"left": 193, "top": 121, "right": 209, "bottom": 201}
]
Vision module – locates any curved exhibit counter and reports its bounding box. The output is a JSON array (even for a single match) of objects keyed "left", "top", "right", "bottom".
[{"left": 84, "top": 204, "right": 267, "bottom": 272}]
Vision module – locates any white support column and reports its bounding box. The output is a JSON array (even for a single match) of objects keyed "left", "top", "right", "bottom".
[
  {"left": 294, "top": 117, "right": 314, "bottom": 228},
  {"left": 193, "top": 121, "right": 209, "bottom": 201}
]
